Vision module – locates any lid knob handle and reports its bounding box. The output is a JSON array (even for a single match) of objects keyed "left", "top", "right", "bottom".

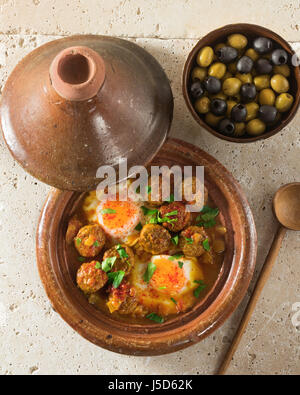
[{"left": 49, "top": 46, "right": 105, "bottom": 101}]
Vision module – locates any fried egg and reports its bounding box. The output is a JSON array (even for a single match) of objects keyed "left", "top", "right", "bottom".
[{"left": 130, "top": 255, "right": 204, "bottom": 316}]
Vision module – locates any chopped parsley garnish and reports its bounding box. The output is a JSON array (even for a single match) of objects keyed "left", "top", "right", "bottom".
[
  {"left": 171, "top": 235, "right": 179, "bottom": 245},
  {"left": 142, "top": 206, "right": 178, "bottom": 225},
  {"left": 203, "top": 238, "right": 210, "bottom": 251},
  {"left": 93, "top": 240, "right": 100, "bottom": 247},
  {"left": 193, "top": 280, "right": 207, "bottom": 298},
  {"left": 135, "top": 185, "right": 141, "bottom": 194},
  {"left": 178, "top": 261, "right": 184, "bottom": 269},
  {"left": 185, "top": 237, "right": 193, "bottom": 244},
  {"left": 146, "top": 313, "right": 164, "bottom": 324},
  {"left": 76, "top": 237, "right": 81, "bottom": 245},
  {"left": 143, "top": 262, "right": 156, "bottom": 283},
  {"left": 169, "top": 254, "right": 184, "bottom": 261},
  {"left": 170, "top": 297, "right": 177, "bottom": 305},
  {"left": 101, "top": 256, "right": 117, "bottom": 272},
  {"left": 107, "top": 271, "right": 125, "bottom": 288},
  {"left": 196, "top": 206, "right": 219, "bottom": 228},
  {"left": 116, "top": 244, "right": 129, "bottom": 259},
  {"left": 77, "top": 256, "right": 85, "bottom": 262},
  {"left": 135, "top": 222, "right": 143, "bottom": 231},
  {"left": 101, "top": 208, "right": 116, "bottom": 214},
  {"left": 158, "top": 286, "right": 167, "bottom": 290},
  {"left": 94, "top": 261, "right": 101, "bottom": 269},
  {"left": 147, "top": 186, "right": 152, "bottom": 193},
  {"left": 165, "top": 194, "right": 175, "bottom": 203},
  {"left": 164, "top": 210, "right": 178, "bottom": 217}
]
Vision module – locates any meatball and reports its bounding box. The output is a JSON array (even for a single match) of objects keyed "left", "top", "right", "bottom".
[
  {"left": 159, "top": 201, "right": 191, "bottom": 232},
  {"left": 179, "top": 226, "right": 208, "bottom": 257},
  {"left": 106, "top": 282, "right": 137, "bottom": 314},
  {"left": 77, "top": 261, "right": 108, "bottom": 294},
  {"left": 65, "top": 216, "right": 83, "bottom": 245},
  {"left": 74, "top": 224, "right": 106, "bottom": 257},
  {"left": 103, "top": 244, "right": 134, "bottom": 275},
  {"left": 132, "top": 241, "right": 152, "bottom": 262},
  {"left": 140, "top": 224, "right": 171, "bottom": 254}
]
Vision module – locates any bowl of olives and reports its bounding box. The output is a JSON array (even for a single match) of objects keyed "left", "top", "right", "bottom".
[{"left": 182, "top": 24, "right": 300, "bottom": 142}]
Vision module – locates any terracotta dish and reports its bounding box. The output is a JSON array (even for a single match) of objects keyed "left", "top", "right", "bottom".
[
  {"left": 182, "top": 24, "right": 300, "bottom": 143},
  {"left": 36, "top": 139, "right": 257, "bottom": 355}
]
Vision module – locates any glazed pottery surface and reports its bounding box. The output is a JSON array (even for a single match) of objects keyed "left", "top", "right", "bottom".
[
  {"left": 36, "top": 138, "right": 257, "bottom": 356},
  {"left": 0, "top": 35, "right": 173, "bottom": 191},
  {"left": 182, "top": 24, "right": 300, "bottom": 143}
]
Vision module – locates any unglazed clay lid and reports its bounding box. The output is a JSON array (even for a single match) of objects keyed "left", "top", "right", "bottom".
[{"left": 0, "top": 35, "right": 173, "bottom": 191}]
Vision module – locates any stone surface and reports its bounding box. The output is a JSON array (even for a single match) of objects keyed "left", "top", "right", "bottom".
[{"left": 0, "top": 2, "right": 299, "bottom": 375}]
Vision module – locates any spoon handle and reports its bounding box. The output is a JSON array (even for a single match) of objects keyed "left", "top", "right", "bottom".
[{"left": 217, "top": 225, "right": 287, "bottom": 375}]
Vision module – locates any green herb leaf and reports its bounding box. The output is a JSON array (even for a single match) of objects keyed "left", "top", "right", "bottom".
[
  {"left": 194, "top": 280, "right": 207, "bottom": 298},
  {"left": 178, "top": 261, "right": 184, "bottom": 269},
  {"left": 135, "top": 185, "right": 141, "bottom": 194},
  {"left": 77, "top": 256, "right": 85, "bottom": 262},
  {"left": 93, "top": 240, "right": 100, "bottom": 247},
  {"left": 107, "top": 270, "right": 125, "bottom": 288},
  {"left": 94, "top": 261, "right": 101, "bottom": 269},
  {"left": 135, "top": 222, "right": 143, "bottom": 231},
  {"left": 170, "top": 297, "right": 177, "bottom": 305},
  {"left": 164, "top": 210, "right": 178, "bottom": 217},
  {"left": 101, "top": 256, "right": 117, "bottom": 272},
  {"left": 169, "top": 254, "right": 184, "bottom": 261},
  {"left": 165, "top": 194, "right": 174, "bottom": 203},
  {"left": 171, "top": 235, "right": 179, "bottom": 245},
  {"left": 143, "top": 262, "right": 157, "bottom": 283},
  {"left": 158, "top": 286, "right": 167, "bottom": 290},
  {"left": 185, "top": 237, "right": 193, "bottom": 244},
  {"left": 196, "top": 218, "right": 217, "bottom": 228},
  {"left": 203, "top": 238, "right": 210, "bottom": 251},
  {"left": 76, "top": 237, "right": 82, "bottom": 245},
  {"left": 101, "top": 208, "right": 116, "bottom": 214},
  {"left": 116, "top": 244, "right": 129, "bottom": 259},
  {"left": 147, "top": 186, "right": 152, "bottom": 194},
  {"left": 146, "top": 313, "right": 164, "bottom": 324}
]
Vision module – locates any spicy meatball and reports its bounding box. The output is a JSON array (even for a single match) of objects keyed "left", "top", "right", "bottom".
[
  {"left": 65, "top": 216, "right": 83, "bottom": 245},
  {"left": 103, "top": 244, "right": 134, "bottom": 275},
  {"left": 140, "top": 224, "right": 171, "bottom": 254},
  {"left": 77, "top": 261, "right": 108, "bottom": 294},
  {"left": 159, "top": 201, "right": 191, "bottom": 232},
  {"left": 179, "top": 226, "right": 208, "bottom": 257},
  {"left": 74, "top": 224, "right": 106, "bottom": 257}
]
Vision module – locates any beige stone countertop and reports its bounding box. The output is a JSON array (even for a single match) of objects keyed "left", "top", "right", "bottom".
[{"left": 0, "top": 0, "right": 299, "bottom": 375}]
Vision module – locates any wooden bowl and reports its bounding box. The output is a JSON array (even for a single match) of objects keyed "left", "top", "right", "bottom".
[
  {"left": 36, "top": 139, "right": 257, "bottom": 355},
  {"left": 182, "top": 24, "right": 300, "bottom": 143}
]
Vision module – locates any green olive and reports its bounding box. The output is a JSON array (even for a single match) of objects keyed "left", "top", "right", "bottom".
[
  {"left": 273, "top": 64, "right": 290, "bottom": 78},
  {"left": 236, "top": 73, "right": 253, "bottom": 84},
  {"left": 205, "top": 112, "right": 224, "bottom": 127},
  {"left": 196, "top": 46, "right": 214, "bottom": 68},
  {"left": 253, "top": 74, "right": 270, "bottom": 91},
  {"left": 245, "top": 102, "right": 259, "bottom": 121},
  {"left": 191, "top": 67, "right": 207, "bottom": 82},
  {"left": 209, "top": 92, "right": 227, "bottom": 101},
  {"left": 208, "top": 62, "right": 227, "bottom": 79},
  {"left": 246, "top": 119, "right": 266, "bottom": 136},
  {"left": 195, "top": 96, "right": 211, "bottom": 114},
  {"left": 275, "top": 93, "right": 294, "bottom": 112},
  {"left": 271, "top": 74, "right": 289, "bottom": 93},
  {"left": 245, "top": 48, "right": 259, "bottom": 62},
  {"left": 234, "top": 122, "right": 246, "bottom": 137},
  {"left": 259, "top": 88, "right": 276, "bottom": 106},
  {"left": 226, "top": 100, "right": 237, "bottom": 117},
  {"left": 222, "top": 77, "right": 242, "bottom": 96},
  {"left": 227, "top": 34, "right": 248, "bottom": 50}
]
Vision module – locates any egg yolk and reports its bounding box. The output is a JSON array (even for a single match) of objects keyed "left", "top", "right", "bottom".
[
  {"left": 99, "top": 200, "right": 139, "bottom": 231},
  {"left": 150, "top": 257, "right": 187, "bottom": 295}
]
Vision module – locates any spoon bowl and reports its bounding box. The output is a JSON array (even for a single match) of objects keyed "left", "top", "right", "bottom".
[{"left": 273, "top": 182, "right": 300, "bottom": 231}]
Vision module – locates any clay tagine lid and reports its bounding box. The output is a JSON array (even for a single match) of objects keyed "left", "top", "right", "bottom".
[{"left": 0, "top": 35, "right": 173, "bottom": 191}]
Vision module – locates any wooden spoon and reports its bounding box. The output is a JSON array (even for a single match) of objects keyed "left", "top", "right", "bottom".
[{"left": 217, "top": 182, "right": 300, "bottom": 375}]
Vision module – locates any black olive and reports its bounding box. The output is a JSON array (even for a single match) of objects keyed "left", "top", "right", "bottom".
[
  {"left": 216, "top": 46, "right": 238, "bottom": 64},
  {"left": 258, "top": 105, "right": 278, "bottom": 123},
  {"left": 271, "top": 49, "right": 288, "bottom": 65},
  {"left": 236, "top": 56, "right": 254, "bottom": 74},
  {"left": 218, "top": 119, "right": 235, "bottom": 136},
  {"left": 240, "top": 83, "right": 257, "bottom": 102},
  {"left": 253, "top": 37, "right": 273, "bottom": 54},
  {"left": 211, "top": 99, "right": 227, "bottom": 116},
  {"left": 203, "top": 76, "right": 222, "bottom": 94},
  {"left": 255, "top": 58, "right": 273, "bottom": 74},
  {"left": 231, "top": 103, "right": 247, "bottom": 122},
  {"left": 190, "top": 80, "right": 204, "bottom": 99}
]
